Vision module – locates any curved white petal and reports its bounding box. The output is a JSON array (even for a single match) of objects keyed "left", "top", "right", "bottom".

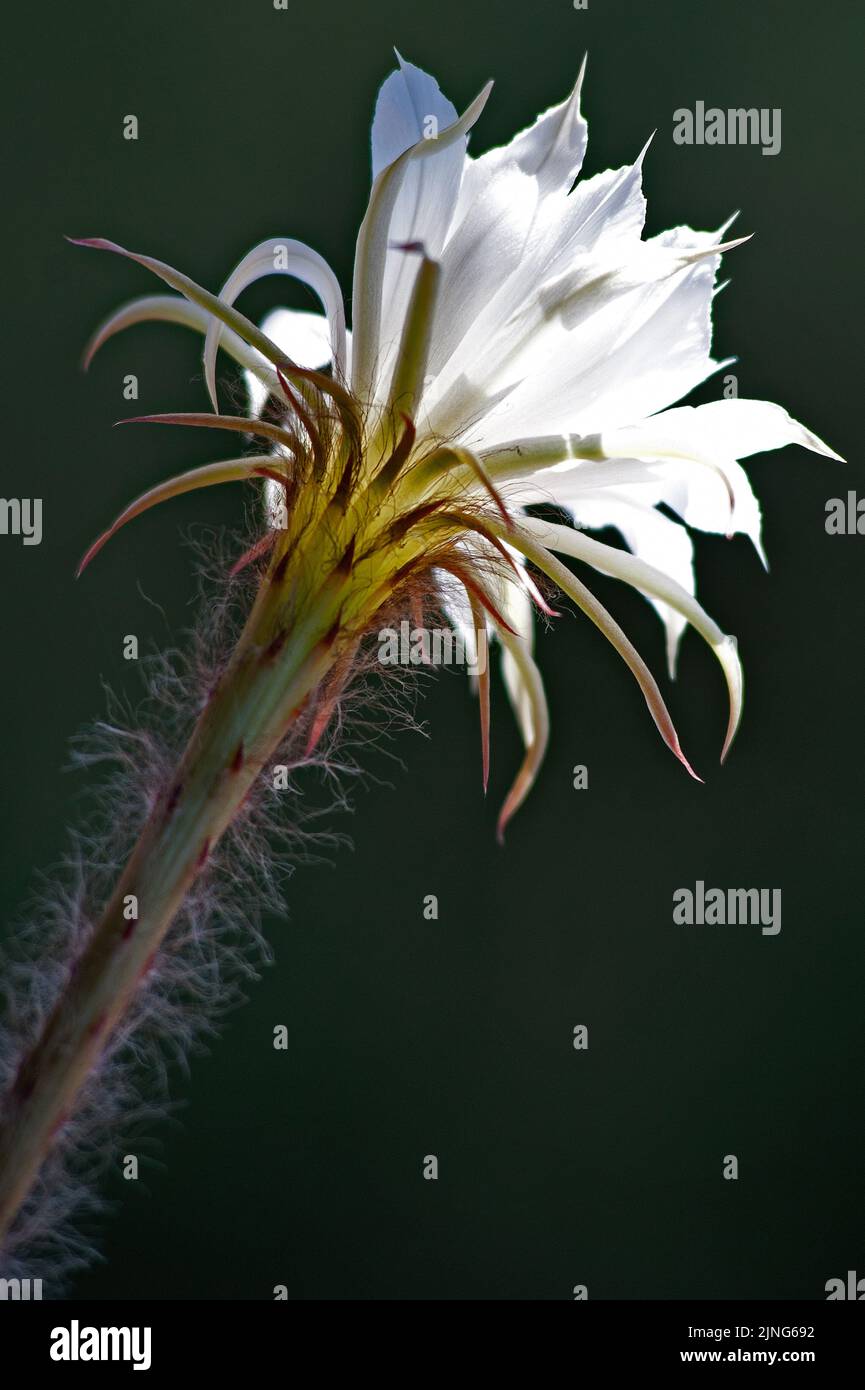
[
  {"left": 516, "top": 447, "right": 740, "bottom": 550},
  {"left": 83, "top": 293, "right": 267, "bottom": 381},
  {"left": 71, "top": 237, "right": 309, "bottom": 397},
  {"left": 204, "top": 237, "right": 347, "bottom": 410}
]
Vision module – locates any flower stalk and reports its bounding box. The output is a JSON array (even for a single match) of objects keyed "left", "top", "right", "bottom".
[{"left": 0, "top": 531, "right": 347, "bottom": 1246}]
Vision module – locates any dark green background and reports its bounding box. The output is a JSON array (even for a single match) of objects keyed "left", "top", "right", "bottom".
[{"left": 1, "top": 0, "right": 862, "bottom": 1299}]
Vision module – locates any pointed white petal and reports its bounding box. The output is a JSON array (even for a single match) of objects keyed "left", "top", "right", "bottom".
[
  {"left": 655, "top": 399, "right": 844, "bottom": 463},
  {"left": 463, "top": 55, "right": 588, "bottom": 203},
  {"left": 424, "top": 163, "right": 540, "bottom": 380},
  {"left": 540, "top": 399, "right": 843, "bottom": 563},
  {"left": 352, "top": 79, "right": 492, "bottom": 405},
  {"left": 371, "top": 53, "right": 459, "bottom": 178}
]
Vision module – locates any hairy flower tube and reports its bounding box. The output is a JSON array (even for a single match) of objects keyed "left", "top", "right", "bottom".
[{"left": 0, "top": 53, "right": 840, "bottom": 1276}]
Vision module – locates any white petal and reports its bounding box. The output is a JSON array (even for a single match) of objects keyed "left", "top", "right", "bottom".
[
  {"left": 506, "top": 520, "right": 708, "bottom": 773},
  {"left": 371, "top": 53, "right": 459, "bottom": 178},
  {"left": 424, "top": 148, "right": 653, "bottom": 425},
  {"left": 459, "top": 55, "right": 587, "bottom": 208},
  {"left": 424, "top": 63, "right": 592, "bottom": 379},
  {"left": 352, "top": 74, "right": 492, "bottom": 404},
  {"left": 424, "top": 163, "right": 540, "bottom": 380},
  {"left": 430, "top": 221, "right": 732, "bottom": 445},
  {"left": 653, "top": 398, "right": 843, "bottom": 463},
  {"left": 364, "top": 56, "right": 470, "bottom": 402},
  {"left": 83, "top": 293, "right": 267, "bottom": 382},
  {"left": 555, "top": 398, "right": 842, "bottom": 563},
  {"left": 495, "top": 618, "right": 549, "bottom": 840},
  {"left": 530, "top": 445, "right": 753, "bottom": 560}
]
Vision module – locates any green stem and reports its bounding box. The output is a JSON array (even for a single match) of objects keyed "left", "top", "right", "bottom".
[{"left": 0, "top": 571, "right": 344, "bottom": 1250}]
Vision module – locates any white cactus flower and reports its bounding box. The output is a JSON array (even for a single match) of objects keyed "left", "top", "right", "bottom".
[
  {"left": 213, "top": 53, "right": 840, "bottom": 829},
  {"left": 0, "top": 51, "right": 840, "bottom": 1277}
]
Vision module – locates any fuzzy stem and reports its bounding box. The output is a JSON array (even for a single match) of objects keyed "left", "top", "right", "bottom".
[{"left": 0, "top": 567, "right": 346, "bottom": 1249}]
